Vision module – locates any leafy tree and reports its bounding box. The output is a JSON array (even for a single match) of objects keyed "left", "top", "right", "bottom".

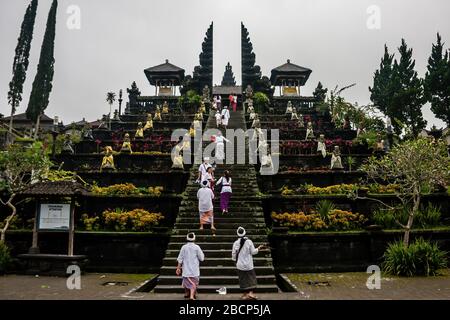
[
  {"left": 358, "top": 138, "right": 449, "bottom": 247},
  {"left": 313, "top": 81, "right": 328, "bottom": 103},
  {"left": 391, "top": 39, "right": 426, "bottom": 137},
  {"left": 424, "top": 33, "right": 450, "bottom": 126},
  {"left": 253, "top": 92, "right": 269, "bottom": 113},
  {"left": 106, "top": 92, "right": 116, "bottom": 129},
  {"left": 26, "top": 0, "right": 58, "bottom": 139},
  {"left": 0, "top": 142, "right": 52, "bottom": 242},
  {"left": 7, "top": 0, "right": 38, "bottom": 135}
]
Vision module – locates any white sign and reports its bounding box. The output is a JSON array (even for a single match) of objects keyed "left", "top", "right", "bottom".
[{"left": 39, "top": 203, "right": 71, "bottom": 230}]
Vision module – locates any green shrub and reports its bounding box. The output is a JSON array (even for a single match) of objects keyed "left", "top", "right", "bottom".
[
  {"left": 416, "top": 204, "right": 441, "bottom": 228},
  {"left": 315, "top": 200, "right": 335, "bottom": 220},
  {"left": 382, "top": 238, "right": 447, "bottom": 276},
  {"left": 372, "top": 204, "right": 442, "bottom": 229},
  {"left": 0, "top": 241, "right": 12, "bottom": 274}
]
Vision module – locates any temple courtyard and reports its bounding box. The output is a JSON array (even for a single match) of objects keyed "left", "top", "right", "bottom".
[{"left": 1, "top": 271, "right": 450, "bottom": 300}]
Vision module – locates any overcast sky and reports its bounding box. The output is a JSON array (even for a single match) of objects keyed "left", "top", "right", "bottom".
[{"left": 1, "top": 0, "right": 449, "bottom": 127}]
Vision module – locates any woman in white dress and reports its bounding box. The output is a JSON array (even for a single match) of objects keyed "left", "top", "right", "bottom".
[
  {"left": 215, "top": 131, "right": 230, "bottom": 163},
  {"left": 216, "top": 170, "right": 232, "bottom": 214},
  {"left": 221, "top": 106, "right": 230, "bottom": 129},
  {"left": 215, "top": 110, "right": 222, "bottom": 128}
]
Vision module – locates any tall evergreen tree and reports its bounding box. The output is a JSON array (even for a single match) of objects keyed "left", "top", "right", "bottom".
[
  {"left": 369, "top": 45, "right": 394, "bottom": 116},
  {"left": 424, "top": 33, "right": 450, "bottom": 126},
  {"left": 313, "top": 81, "right": 328, "bottom": 103},
  {"left": 7, "top": 0, "right": 38, "bottom": 134},
  {"left": 391, "top": 39, "right": 426, "bottom": 136},
  {"left": 27, "top": 0, "right": 58, "bottom": 139}
]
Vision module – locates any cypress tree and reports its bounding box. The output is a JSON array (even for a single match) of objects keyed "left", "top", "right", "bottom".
[
  {"left": 391, "top": 39, "right": 426, "bottom": 136},
  {"left": 313, "top": 81, "right": 328, "bottom": 103},
  {"left": 7, "top": 0, "right": 38, "bottom": 134},
  {"left": 369, "top": 45, "right": 394, "bottom": 116},
  {"left": 27, "top": 0, "right": 58, "bottom": 139},
  {"left": 424, "top": 33, "right": 450, "bottom": 126}
]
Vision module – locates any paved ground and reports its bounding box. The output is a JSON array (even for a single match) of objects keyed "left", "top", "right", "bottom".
[{"left": 1, "top": 271, "right": 450, "bottom": 300}]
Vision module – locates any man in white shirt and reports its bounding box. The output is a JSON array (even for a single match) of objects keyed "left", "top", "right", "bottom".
[
  {"left": 197, "top": 180, "right": 216, "bottom": 233},
  {"left": 221, "top": 106, "right": 230, "bottom": 129},
  {"left": 197, "top": 157, "right": 211, "bottom": 183},
  {"left": 176, "top": 232, "right": 205, "bottom": 300},
  {"left": 232, "top": 227, "right": 266, "bottom": 300}
]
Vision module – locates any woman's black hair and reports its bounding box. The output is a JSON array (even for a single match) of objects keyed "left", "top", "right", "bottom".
[{"left": 224, "top": 170, "right": 231, "bottom": 182}]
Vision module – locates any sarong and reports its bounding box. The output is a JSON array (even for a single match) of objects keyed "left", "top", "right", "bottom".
[
  {"left": 237, "top": 269, "right": 257, "bottom": 291},
  {"left": 200, "top": 210, "right": 213, "bottom": 225},
  {"left": 220, "top": 192, "right": 231, "bottom": 211},
  {"left": 182, "top": 277, "right": 199, "bottom": 290}
]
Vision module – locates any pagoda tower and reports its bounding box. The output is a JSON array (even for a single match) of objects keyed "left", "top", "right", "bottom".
[
  {"left": 192, "top": 22, "right": 213, "bottom": 94},
  {"left": 241, "top": 22, "right": 262, "bottom": 90},
  {"left": 221, "top": 62, "right": 236, "bottom": 86}
]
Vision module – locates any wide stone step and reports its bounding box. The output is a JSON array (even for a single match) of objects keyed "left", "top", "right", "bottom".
[
  {"left": 176, "top": 217, "right": 265, "bottom": 223},
  {"left": 164, "top": 249, "right": 272, "bottom": 258},
  {"left": 162, "top": 257, "right": 273, "bottom": 267},
  {"left": 160, "top": 265, "right": 275, "bottom": 276},
  {"left": 167, "top": 242, "right": 268, "bottom": 251},
  {"left": 169, "top": 234, "right": 268, "bottom": 242},
  {"left": 178, "top": 212, "right": 265, "bottom": 218},
  {"left": 154, "top": 284, "right": 279, "bottom": 294},
  {"left": 172, "top": 228, "right": 267, "bottom": 236},
  {"left": 156, "top": 275, "right": 276, "bottom": 286},
  {"left": 174, "top": 222, "right": 266, "bottom": 229}
]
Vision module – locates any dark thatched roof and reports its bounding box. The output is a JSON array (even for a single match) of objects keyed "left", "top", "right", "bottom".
[
  {"left": 22, "top": 181, "right": 90, "bottom": 197},
  {"left": 144, "top": 60, "right": 185, "bottom": 86},
  {"left": 270, "top": 59, "right": 312, "bottom": 86}
]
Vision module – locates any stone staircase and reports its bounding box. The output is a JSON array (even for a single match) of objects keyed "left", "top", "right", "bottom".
[{"left": 154, "top": 110, "right": 279, "bottom": 293}]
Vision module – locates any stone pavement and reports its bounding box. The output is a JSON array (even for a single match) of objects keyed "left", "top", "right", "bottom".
[{"left": 1, "top": 271, "right": 450, "bottom": 300}]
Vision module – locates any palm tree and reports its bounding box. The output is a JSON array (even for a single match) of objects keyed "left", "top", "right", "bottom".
[{"left": 106, "top": 92, "right": 116, "bottom": 129}]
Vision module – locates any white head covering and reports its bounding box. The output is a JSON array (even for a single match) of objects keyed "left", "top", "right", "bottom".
[
  {"left": 204, "top": 157, "right": 210, "bottom": 162},
  {"left": 237, "top": 227, "right": 246, "bottom": 237},
  {"left": 186, "top": 232, "right": 196, "bottom": 242}
]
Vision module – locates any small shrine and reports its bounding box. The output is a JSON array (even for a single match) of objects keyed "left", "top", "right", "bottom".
[
  {"left": 270, "top": 59, "right": 312, "bottom": 97},
  {"left": 144, "top": 59, "right": 185, "bottom": 97}
]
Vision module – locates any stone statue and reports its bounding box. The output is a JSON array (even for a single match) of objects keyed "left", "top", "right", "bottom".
[
  {"left": 305, "top": 121, "right": 314, "bottom": 140},
  {"left": 135, "top": 122, "right": 144, "bottom": 139},
  {"left": 317, "top": 134, "right": 327, "bottom": 158},
  {"left": 291, "top": 107, "right": 299, "bottom": 120},
  {"left": 343, "top": 115, "right": 350, "bottom": 130},
  {"left": 121, "top": 133, "right": 132, "bottom": 154},
  {"left": 162, "top": 101, "right": 169, "bottom": 114},
  {"left": 62, "top": 134, "right": 74, "bottom": 154},
  {"left": 297, "top": 113, "right": 305, "bottom": 128},
  {"left": 100, "top": 146, "right": 116, "bottom": 172},
  {"left": 251, "top": 114, "right": 261, "bottom": 129},
  {"left": 330, "top": 146, "right": 344, "bottom": 170},
  {"left": 154, "top": 106, "right": 162, "bottom": 121},
  {"left": 249, "top": 110, "right": 256, "bottom": 120},
  {"left": 199, "top": 101, "right": 206, "bottom": 114},
  {"left": 144, "top": 113, "right": 153, "bottom": 131},
  {"left": 285, "top": 101, "right": 293, "bottom": 115},
  {"left": 375, "top": 133, "right": 385, "bottom": 152},
  {"left": 82, "top": 125, "right": 94, "bottom": 140},
  {"left": 112, "top": 109, "right": 120, "bottom": 121},
  {"left": 202, "top": 85, "right": 210, "bottom": 102},
  {"left": 172, "top": 138, "right": 184, "bottom": 170},
  {"left": 247, "top": 99, "right": 254, "bottom": 113},
  {"left": 245, "top": 85, "right": 254, "bottom": 100}
]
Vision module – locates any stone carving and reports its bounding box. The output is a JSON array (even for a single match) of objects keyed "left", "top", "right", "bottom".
[
  {"left": 121, "top": 133, "right": 132, "bottom": 154},
  {"left": 330, "top": 146, "right": 344, "bottom": 170},
  {"left": 135, "top": 122, "right": 144, "bottom": 139},
  {"left": 285, "top": 101, "right": 293, "bottom": 115},
  {"left": 291, "top": 107, "right": 299, "bottom": 120},
  {"left": 62, "top": 135, "right": 74, "bottom": 154},
  {"left": 154, "top": 106, "right": 162, "bottom": 121},
  {"left": 144, "top": 113, "right": 153, "bottom": 131},
  {"left": 100, "top": 146, "right": 115, "bottom": 171},
  {"left": 305, "top": 121, "right": 314, "bottom": 140},
  {"left": 317, "top": 134, "right": 326, "bottom": 158},
  {"left": 162, "top": 101, "right": 169, "bottom": 114}
]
